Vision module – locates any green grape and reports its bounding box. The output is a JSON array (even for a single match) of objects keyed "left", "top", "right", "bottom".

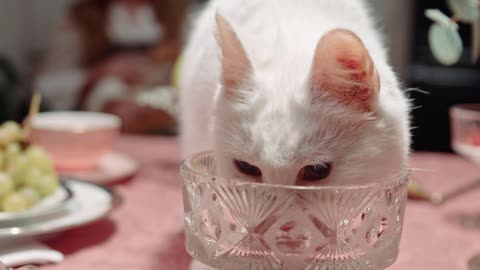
[
  {"left": 6, "top": 143, "right": 21, "bottom": 159},
  {"left": 29, "top": 174, "right": 59, "bottom": 197},
  {"left": 18, "top": 187, "right": 41, "bottom": 207},
  {"left": 9, "top": 155, "right": 30, "bottom": 187},
  {"left": 0, "top": 173, "right": 14, "bottom": 199},
  {"left": 0, "top": 122, "right": 21, "bottom": 147},
  {"left": 26, "top": 146, "right": 49, "bottom": 160},
  {"left": 5, "top": 143, "right": 22, "bottom": 170},
  {"left": 3, "top": 193, "right": 28, "bottom": 212},
  {"left": 0, "top": 130, "right": 9, "bottom": 147},
  {"left": 10, "top": 169, "right": 25, "bottom": 188},
  {"left": 23, "top": 167, "right": 44, "bottom": 188},
  {"left": 1, "top": 121, "right": 22, "bottom": 143},
  {"left": 0, "top": 150, "right": 5, "bottom": 170},
  {"left": 25, "top": 146, "right": 54, "bottom": 173}
]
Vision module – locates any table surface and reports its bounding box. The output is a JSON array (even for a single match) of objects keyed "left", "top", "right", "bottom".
[{"left": 39, "top": 135, "right": 480, "bottom": 270}]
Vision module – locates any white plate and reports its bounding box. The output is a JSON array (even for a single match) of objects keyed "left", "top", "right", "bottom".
[
  {"left": 0, "top": 179, "right": 116, "bottom": 241},
  {"left": 0, "top": 183, "right": 73, "bottom": 226},
  {"left": 59, "top": 152, "right": 138, "bottom": 184}
]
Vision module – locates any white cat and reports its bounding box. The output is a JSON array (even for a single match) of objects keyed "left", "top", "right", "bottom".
[{"left": 179, "top": 0, "right": 410, "bottom": 269}]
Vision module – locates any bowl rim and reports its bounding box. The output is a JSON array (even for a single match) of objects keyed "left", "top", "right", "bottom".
[
  {"left": 32, "top": 111, "right": 121, "bottom": 132},
  {"left": 180, "top": 151, "right": 410, "bottom": 191}
]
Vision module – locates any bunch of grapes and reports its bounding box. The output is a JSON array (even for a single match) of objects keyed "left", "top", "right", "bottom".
[{"left": 0, "top": 121, "right": 59, "bottom": 213}]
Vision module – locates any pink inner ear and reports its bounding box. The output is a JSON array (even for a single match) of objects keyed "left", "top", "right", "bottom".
[
  {"left": 310, "top": 29, "right": 380, "bottom": 111},
  {"left": 337, "top": 57, "right": 367, "bottom": 82},
  {"left": 215, "top": 14, "right": 253, "bottom": 96},
  {"left": 338, "top": 58, "right": 361, "bottom": 69}
]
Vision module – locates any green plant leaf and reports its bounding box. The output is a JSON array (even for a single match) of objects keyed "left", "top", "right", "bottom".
[
  {"left": 425, "top": 9, "right": 459, "bottom": 30},
  {"left": 428, "top": 23, "right": 463, "bottom": 65},
  {"left": 447, "top": 0, "right": 480, "bottom": 23}
]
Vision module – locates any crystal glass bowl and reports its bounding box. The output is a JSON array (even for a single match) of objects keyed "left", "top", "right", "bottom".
[{"left": 181, "top": 152, "right": 409, "bottom": 270}]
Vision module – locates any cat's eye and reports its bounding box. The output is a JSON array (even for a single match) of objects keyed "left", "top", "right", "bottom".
[
  {"left": 299, "top": 163, "right": 332, "bottom": 181},
  {"left": 233, "top": 160, "right": 262, "bottom": 177}
]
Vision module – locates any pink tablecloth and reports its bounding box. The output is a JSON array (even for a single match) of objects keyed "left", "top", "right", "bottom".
[{"left": 39, "top": 136, "right": 480, "bottom": 270}]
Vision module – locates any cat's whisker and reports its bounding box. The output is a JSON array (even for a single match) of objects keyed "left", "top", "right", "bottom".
[
  {"left": 410, "top": 126, "right": 420, "bottom": 131},
  {"left": 405, "top": 88, "right": 430, "bottom": 95},
  {"left": 409, "top": 168, "right": 435, "bottom": 172}
]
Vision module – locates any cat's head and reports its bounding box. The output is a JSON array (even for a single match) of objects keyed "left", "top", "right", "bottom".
[{"left": 212, "top": 14, "right": 408, "bottom": 186}]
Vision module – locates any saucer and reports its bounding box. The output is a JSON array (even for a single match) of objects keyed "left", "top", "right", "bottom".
[
  {"left": 59, "top": 152, "right": 139, "bottom": 184},
  {"left": 0, "top": 179, "right": 117, "bottom": 241}
]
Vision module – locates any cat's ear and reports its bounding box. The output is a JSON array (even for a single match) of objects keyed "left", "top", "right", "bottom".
[
  {"left": 215, "top": 13, "right": 253, "bottom": 96},
  {"left": 309, "top": 29, "right": 380, "bottom": 112}
]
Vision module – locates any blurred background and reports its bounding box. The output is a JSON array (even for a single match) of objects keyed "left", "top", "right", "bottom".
[{"left": 0, "top": 0, "right": 476, "bottom": 152}]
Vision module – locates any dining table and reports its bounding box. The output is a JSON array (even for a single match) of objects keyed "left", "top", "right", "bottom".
[{"left": 37, "top": 135, "right": 480, "bottom": 270}]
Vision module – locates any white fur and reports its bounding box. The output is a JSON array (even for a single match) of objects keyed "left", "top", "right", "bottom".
[{"left": 179, "top": 1, "right": 410, "bottom": 268}]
